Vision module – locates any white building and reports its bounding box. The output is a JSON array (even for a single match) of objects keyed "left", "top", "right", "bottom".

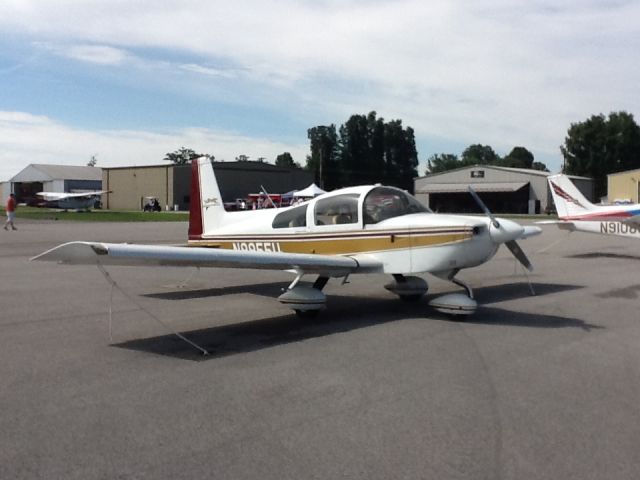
[
  {"left": 8, "top": 164, "right": 102, "bottom": 204},
  {"left": 415, "top": 165, "right": 593, "bottom": 214}
]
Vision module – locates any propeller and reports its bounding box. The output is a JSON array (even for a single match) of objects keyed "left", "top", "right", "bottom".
[{"left": 468, "top": 186, "right": 534, "bottom": 272}]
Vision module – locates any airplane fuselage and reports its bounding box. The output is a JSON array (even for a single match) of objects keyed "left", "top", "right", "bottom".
[
  {"left": 53, "top": 197, "right": 99, "bottom": 210},
  {"left": 189, "top": 202, "right": 499, "bottom": 275},
  {"left": 558, "top": 219, "right": 640, "bottom": 238}
]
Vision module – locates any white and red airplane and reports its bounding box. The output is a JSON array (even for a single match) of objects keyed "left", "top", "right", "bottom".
[
  {"left": 541, "top": 174, "right": 640, "bottom": 239},
  {"left": 36, "top": 190, "right": 111, "bottom": 210},
  {"left": 33, "top": 158, "right": 541, "bottom": 316}
]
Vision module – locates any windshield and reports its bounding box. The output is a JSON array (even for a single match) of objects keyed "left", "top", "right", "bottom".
[{"left": 363, "top": 187, "right": 430, "bottom": 225}]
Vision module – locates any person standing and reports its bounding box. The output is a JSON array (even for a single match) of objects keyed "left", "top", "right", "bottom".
[{"left": 4, "top": 193, "right": 17, "bottom": 230}]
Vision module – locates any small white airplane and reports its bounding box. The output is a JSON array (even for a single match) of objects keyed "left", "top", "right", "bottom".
[
  {"left": 36, "top": 190, "right": 111, "bottom": 210},
  {"left": 541, "top": 174, "right": 640, "bottom": 239},
  {"left": 33, "top": 158, "right": 541, "bottom": 317}
]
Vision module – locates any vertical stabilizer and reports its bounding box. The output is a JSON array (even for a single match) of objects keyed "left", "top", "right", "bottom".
[
  {"left": 547, "top": 174, "right": 595, "bottom": 219},
  {"left": 188, "top": 157, "right": 227, "bottom": 239}
]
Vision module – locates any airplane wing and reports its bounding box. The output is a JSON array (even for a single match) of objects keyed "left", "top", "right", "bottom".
[
  {"left": 36, "top": 191, "right": 111, "bottom": 201},
  {"left": 536, "top": 220, "right": 576, "bottom": 231},
  {"left": 31, "top": 242, "right": 383, "bottom": 277}
]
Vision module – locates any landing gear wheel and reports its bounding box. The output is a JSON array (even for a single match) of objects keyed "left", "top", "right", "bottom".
[
  {"left": 295, "top": 309, "right": 320, "bottom": 319},
  {"left": 399, "top": 294, "right": 422, "bottom": 303}
]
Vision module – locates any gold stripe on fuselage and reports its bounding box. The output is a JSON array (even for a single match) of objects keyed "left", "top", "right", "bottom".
[{"left": 188, "top": 228, "right": 473, "bottom": 255}]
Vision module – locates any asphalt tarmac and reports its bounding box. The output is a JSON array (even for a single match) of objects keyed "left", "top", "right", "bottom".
[{"left": 1, "top": 218, "right": 639, "bottom": 479}]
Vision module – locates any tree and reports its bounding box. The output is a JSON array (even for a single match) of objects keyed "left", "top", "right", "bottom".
[
  {"left": 427, "top": 154, "right": 460, "bottom": 174},
  {"left": 500, "top": 146, "right": 534, "bottom": 169},
  {"left": 306, "top": 125, "right": 340, "bottom": 190},
  {"left": 561, "top": 111, "right": 640, "bottom": 198},
  {"left": 531, "top": 161, "right": 549, "bottom": 172},
  {"left": 164, "top": 147, "right": 212, "bottom": 165},
  {"left": 307, "top": 112, "right": 418, "bottom": 191},
  {"left": 87, "top": 155, "right": 98, "bottom": 167},
  {"left": 382, "top": 119, "right": 418, "bottom": 192},
  {"left": 461, "top": 144, "right": 499, "bottom": 166},
  {"left": 275, "top": 152, "right": 300, "bottom": 169},
  {"left": 338, "top": 112, "right": 386, "bottom": 186}
]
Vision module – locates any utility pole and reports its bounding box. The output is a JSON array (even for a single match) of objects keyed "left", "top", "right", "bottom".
[{"left": 319, "top": 142, "right": 323, "bottom": 190}]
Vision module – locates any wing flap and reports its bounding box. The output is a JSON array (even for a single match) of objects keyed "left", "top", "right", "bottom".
[{"left": 31, "top": 242, "right": 383, "bottom": 276}]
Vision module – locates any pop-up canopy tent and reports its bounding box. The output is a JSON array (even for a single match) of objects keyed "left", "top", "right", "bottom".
[{"left": 293, "top": 183, "right": 326, "bottom": 197}]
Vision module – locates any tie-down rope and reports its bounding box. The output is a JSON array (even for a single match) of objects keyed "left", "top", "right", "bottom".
[{"left": 96, "top": 263, "right": 209, "bottom": 356}]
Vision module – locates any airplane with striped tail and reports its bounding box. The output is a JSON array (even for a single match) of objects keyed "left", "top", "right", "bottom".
[
  {"left": 33, "top": 157, "right": 541, "bottom": 317},
  {"left": 540, "top": 174, "right": 640, "bottom": 239}
]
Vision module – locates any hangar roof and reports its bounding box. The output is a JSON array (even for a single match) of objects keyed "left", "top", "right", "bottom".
[
  {"left": 416, "top": 181, "right": 528, "bottom": 194},
  {"left": 11, "top": 164, "right": 102, "bottom": 182},
  {"left": 417, "top": 164, "right": 549, "bottom": 180}
]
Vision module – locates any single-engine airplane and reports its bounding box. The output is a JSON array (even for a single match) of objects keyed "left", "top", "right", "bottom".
[
  {"left": 540, "top": 174, "right": 640, "bottom": 239},
  {"left": 36, "top": 190, "right": 111, "bottom": 210},
  {"left": 33, "top": 158, "right": 541, "bottom": 316}
]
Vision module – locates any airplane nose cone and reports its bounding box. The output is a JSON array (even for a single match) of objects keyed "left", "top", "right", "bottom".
[{"left": 489, "top": 218, "right": 524, "bottom": 244}]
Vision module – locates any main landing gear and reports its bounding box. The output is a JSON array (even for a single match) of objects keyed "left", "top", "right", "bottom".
[
  {"left": 278, "top": 274, "right": 329, "bottom": 318},
  {"left": 279, "top": 271, "right": 478, "bottom": 319}
]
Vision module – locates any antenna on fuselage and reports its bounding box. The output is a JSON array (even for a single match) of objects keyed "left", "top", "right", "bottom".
[{"left": 260, "top": 185, "right": 277, "bottom": 208}]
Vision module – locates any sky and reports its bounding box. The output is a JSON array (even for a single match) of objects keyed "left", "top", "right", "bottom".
[{"left": 1, "top": 0, "right": 639, "bottom": 181}]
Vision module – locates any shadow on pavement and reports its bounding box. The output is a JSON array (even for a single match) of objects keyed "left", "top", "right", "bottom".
[
  {"left": 568, "top": 252, "right": 640, "bottom": 262},
  {"left": 115, "top": 282, "right": 597, "bottom": 361}
]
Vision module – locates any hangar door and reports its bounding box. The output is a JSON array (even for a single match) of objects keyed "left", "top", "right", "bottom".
[
  {"left": 425, "top": 182, "right": 531, "bottom": 214},
  {"left": 14, "top": 182, "right": 43, "bottom": 205}
]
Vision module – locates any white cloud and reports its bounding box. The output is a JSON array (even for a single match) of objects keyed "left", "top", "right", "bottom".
[
  {"left": 1, "top": 1, "right": 639, "bottom": 172},
  {"left": 0, "top": 112, "right": 309, "bottom": 180},
  {"left": 64, "top": 44, "right": 130, "bottom": 65},
  {"left": 33, "top": 42, "right": 130, "bottom": 65},
  {"left": 178, "top": 63, "right": 238, "bottom": 79}
]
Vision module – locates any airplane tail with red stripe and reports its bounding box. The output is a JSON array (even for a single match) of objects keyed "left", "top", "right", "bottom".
[
  {"left": 547, "top": 174, "right": 596, "bottom": 219},
  {"left": 188, "top": 157, "right": 227, "bottom": 240}
]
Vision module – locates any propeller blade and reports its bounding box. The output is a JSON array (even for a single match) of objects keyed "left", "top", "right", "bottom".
[
  {"left": 505, "top": 240, "right": 534, "bottom": 272},
  {"left": 468, "top": 186, "right": 499, "bottom": 227}
]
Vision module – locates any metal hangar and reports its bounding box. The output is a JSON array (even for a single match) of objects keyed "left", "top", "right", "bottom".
[
  {"left": 102, "top": 160, "right": 314, "bottom": 211},
  {"left": 414, "top": 165, "right": 593, "bottom": 214}
]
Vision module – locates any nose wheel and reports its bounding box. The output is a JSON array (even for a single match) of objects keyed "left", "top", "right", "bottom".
[{"left": 451, "top": 276, "right": 474, "bottom": 299}]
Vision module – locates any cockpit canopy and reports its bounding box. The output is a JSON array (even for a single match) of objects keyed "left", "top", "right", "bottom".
[
  {"left": 363, "top": 187, "right": 430, "bottom": 224},
  {"left": 272, "top": 186, "right": 430, "bottom": 229}
]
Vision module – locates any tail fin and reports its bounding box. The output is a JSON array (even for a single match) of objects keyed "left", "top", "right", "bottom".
[
  {"left": 547, "top": 174, "right": 595, "bottom": 219},
  {"left": 188, "top": 157, "right": 227, "bottom": 239}
]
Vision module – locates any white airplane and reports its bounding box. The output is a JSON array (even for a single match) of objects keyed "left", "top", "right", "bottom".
[
  {"left": 33, "top": 158, "right": 541, "bottom": 317},
  {"left": 36, "top": 190, "right": 111, "bottom": 210},
  {"left": 541, "top": 174, "right": 640, "bottom": 238}
]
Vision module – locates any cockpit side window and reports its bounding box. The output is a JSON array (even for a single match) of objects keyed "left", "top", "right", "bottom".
[
  {"left": 272, "top": 204, "right": 308, "bottom": 228},
  {"left": 314, "top": 194, "right": 360, "bottom": 226},
  {"left": 363, "top": 187, "right": 430, "bottom": 225}
]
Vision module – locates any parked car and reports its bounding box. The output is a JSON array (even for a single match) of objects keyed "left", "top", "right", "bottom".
[{"left": 143, "top": 197, "right": 161, "bottom": 212}]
